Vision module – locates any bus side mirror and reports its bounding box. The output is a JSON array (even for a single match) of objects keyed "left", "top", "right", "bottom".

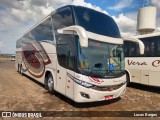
[
  {"left": 57, "top": 25, "right": 88, "bottom": 47},
  {"left": 123, "top": 38, "right": 145, "bottom": 54},
  {"left": 137, "top": 40, "right": 144, "bottom": 55}
]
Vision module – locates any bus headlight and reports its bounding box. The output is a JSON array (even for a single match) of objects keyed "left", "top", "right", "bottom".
[
  {"left": 74, "top": 78, "right": 94, "bottom": 88},
  {"left": 67, "top": 73, "right": 94, "bottom": 88}
]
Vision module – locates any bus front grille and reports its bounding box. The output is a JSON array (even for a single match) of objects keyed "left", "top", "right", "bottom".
[{"left": 92, "top": 82, "right": 126, "bottom": 91}]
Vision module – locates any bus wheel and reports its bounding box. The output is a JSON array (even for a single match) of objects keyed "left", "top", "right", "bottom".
[
  {"left": 17, "top": 64, "right": 20, "bottom": 73},
  {"left": 20, "top": 64, "right": 23, "bottom": 75},
  {"left": 126, "top": 73, "right": 130, "bottom": 86},
  {"left": 45, "top": 73, "right": 55, "bottom": 94}
]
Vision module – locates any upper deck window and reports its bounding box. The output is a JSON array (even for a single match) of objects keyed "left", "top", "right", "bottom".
[{"left": 52, "top": 7, "right": 74, "bottom": 30}]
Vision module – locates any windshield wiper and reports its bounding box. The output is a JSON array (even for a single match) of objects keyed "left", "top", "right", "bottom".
[{"left": 87, "top": 65, "right": 104, "bottom": 77}]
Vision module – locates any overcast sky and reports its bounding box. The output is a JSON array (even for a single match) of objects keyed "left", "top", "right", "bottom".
[{"left": 0, "top": 0, "right": 160, "bottom": 54}]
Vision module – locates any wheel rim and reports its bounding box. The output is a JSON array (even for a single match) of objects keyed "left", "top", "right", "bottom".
[
  {"left": 48, "top": 76, "right": 53, "bottom": 91},
  {"left": 20, "top": 66, "right": 22, "bottom": 74},
  {"left": 19, "top": 65, "right": 23, "bottom": 74},
  {"left": 18, "top": 64, "right": 20, "bottom": 72}
]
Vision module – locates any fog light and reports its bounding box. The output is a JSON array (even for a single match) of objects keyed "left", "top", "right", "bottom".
[{"left": 80, "top": 92, "right": 90, "bottom": 99}]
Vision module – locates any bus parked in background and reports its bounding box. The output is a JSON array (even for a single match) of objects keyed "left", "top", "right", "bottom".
[
  {"left": 16, "top": 5, "right": 143, "bottom": 102},
  {"left": 124, "top": 32, "right": 160, "bottom": 87}
]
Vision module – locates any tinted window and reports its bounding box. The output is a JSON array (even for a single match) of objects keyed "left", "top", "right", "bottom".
[
  {"left": 52, "top": 7, "right": 76, "bottom": 70},
  {"left": 140, "top": 36, "right": 160, "bottom": 57},
  {"left": 57, "top": 44, "right": 67, "bottom": 67},
  {"left": 16, "top": 17, "right": 53, "bottom": 48},
  {"left": 156, "top": 37, "right": 160, "bottom": 57},
  {"left": 52, "top": 7, "right": 74, "bottom": 44},
  {"left": 56, "top": 35, "right": 77, "bottom": 70},
  {"left": 16, "top": 32, "right": 36, "bottom": 48},
  {"left": 124, "top": 42, "right": 129, "bottom": 57},
  {"left": 31, "top": 17, "right": 53, "bottom": 41},
  {"left": 52, "top": 7, "right": 74, "bottom": 31},
  {"left": 124, "top": 41, "right": 140, "bottom": 57},
  {"left": 73, "top": 6, "right": 121, "bottom": 38},
  {"left": 124, "top": 36, "right": 160, "bottom": 57}
]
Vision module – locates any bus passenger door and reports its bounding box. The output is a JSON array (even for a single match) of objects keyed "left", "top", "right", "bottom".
[{"left": 56, "top": 44, "right": 67, "bottom": 95}]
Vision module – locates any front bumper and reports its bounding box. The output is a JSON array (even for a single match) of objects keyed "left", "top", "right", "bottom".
[{"left": 73, "top": 82, "right": 126, "bottom": 103}]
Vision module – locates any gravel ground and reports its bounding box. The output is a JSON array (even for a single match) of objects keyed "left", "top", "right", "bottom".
[{"left": 0, "top": 61, "right": 160, "bottom": 120}]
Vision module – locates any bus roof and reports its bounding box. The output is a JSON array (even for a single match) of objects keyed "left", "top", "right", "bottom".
[
  {"left": 132, "top": 32, "right": 160, "bottom": 39},
  {"left": 23, "top": 15, "right": 51, "bottom": 35},
  {"left": 18, "top": 5, "right": 114, "bottom": 41}
]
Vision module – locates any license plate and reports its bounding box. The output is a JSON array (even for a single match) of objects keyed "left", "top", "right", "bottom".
[{"left": 104, "top": 95, "right": 113, "bottom": 100}]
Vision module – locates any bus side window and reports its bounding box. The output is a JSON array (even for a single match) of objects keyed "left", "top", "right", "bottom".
[
  {"left": 52, "top": 7, "right": 76, "bottom": 69},
  {"left": 57, "top": 44, "right": 67, "bottom": 68},
  {"left": 156, "top": 37, "right": 160, "bottom": 57},
  {"left": 57, "top": 35, "right": 77, "bottom": 70},
  {"left": 136, "top": 43, "right": 140, "bottom": 57},
  {"left": 52, "top": 6, "right": 74, "bottom": 48},
  {"left": 52, "top": 7, "right": 74, "bottom": 33},
  {"left": 31, "top": 18, "right": 53, "bottom": 42},
  {"left": 141, "top": 37, "right": 156, "bottom": 57},
  {"left": 150, "top": 40, "right": 156, "bottom": 57},
  {"left": 129, "top": 42, "right": 136, "bottom": 57},
  {"left": 124, "top": 42, "right": 129, "bottom": 57},
  {"left": 125, "top": 41, "right": 140, "bottom": 57}
]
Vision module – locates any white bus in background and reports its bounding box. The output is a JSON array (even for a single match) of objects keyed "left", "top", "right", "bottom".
[
  {"left": 11, "top": 54, "right": 16, "bottom": 61},
  {"left": 16, "top": 5, "right": 143, "bottom": 103},
  {"left": 124, "top": 32, "right": 160, "bottom": 87}
]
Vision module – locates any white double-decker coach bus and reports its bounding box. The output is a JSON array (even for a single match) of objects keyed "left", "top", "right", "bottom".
[
  {"left": 16, "top": 5, "right": 143, "bottom": 102},
  {"left": 124, "top": 32, "right": 160, "bottom": 87}
]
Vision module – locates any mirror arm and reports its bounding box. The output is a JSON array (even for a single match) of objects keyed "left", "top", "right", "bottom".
[{"left": 57, "top": 25, "right": 88, "bottom": 47}]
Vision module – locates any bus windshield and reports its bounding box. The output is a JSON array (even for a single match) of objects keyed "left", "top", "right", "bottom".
[
  {"left": 78, "top": 39, "right": 125, "bottom": 78},
  {"left": 73, "top": 6, "right": 121, "bottom": 38}
]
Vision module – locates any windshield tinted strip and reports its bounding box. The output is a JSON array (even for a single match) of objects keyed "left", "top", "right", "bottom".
[
  {"left": 87, "top": 31, "right": 123, "bottom": 44},
  {"left": 73, "top": 6, "right": 121, "bottom": 38}
]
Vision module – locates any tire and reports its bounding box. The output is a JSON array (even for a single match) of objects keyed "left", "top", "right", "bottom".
[
  {"left": 126, "top": 73, "right": 130, "bottom": 86},
  {"left": 20, "top": 64, "right": 23, "bottom": 76},
  {"left": 45, "top": 73, "right": 55, "bottom": 94},
  {"left": 17, "top": 64, "right": 20, "bottom": 73}
]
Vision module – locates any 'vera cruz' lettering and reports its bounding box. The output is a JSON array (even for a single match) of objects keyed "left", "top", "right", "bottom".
[
  {"left": 152, "top": 60, "right": 160, "bottom": 67},
  {"left": 128, "top": 59, "right": 147, "bottom": 66}
]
